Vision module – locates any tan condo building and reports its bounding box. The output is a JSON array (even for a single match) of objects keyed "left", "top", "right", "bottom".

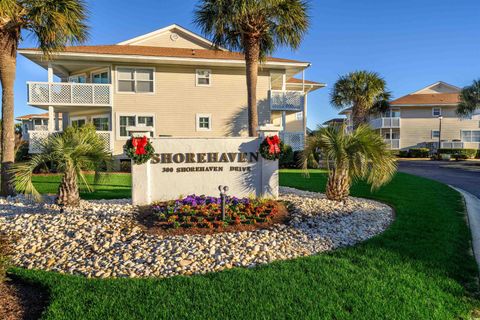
[
  {"left": 17, "top": 24, "right": 324, "bottom": 158},
  {"left": 341, "top": 81, "right": 480, "bottom": 151}
]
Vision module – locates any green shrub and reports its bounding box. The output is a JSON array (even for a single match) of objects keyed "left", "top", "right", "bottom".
[
  {"left": 398, "top": 150, "right": 409, "bottom": 158},
  {"left": 437, "top": 148, "right": 477, "bottom": 159},
  {"left": 408, "top": 148, "right": 430, "bottom": 158},
  {"left": 0, "top": 233, "right": 12, "bottom": 283},
  {"left": 279, "top": 144, "right": 294, "bottom": 168}
]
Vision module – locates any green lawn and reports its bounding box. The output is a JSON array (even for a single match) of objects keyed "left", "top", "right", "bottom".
[{"left": 11, "top": 170, "right": 480, "bottom": 319}]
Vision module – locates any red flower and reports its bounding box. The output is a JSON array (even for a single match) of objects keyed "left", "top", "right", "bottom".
[
  {"left": 132, "top": 136, "right": 148, "bottom": 155},
  {"left": 266, "top": 135, "right": 281, "bottom": 155}
]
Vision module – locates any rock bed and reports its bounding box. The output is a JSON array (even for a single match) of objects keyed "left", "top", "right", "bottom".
[{"left": 0, "top": 187, "right": 393, "bottom": 278}]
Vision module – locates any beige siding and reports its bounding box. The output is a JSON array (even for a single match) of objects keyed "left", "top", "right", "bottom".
[
  {"left": 399, "top": 106, "right": 480, "bottom": 149},
  {"left": 112, "top": 65, "right": 271, "bottom": 155},
  {"left": 127, "top": 30, "right": 212, "bottom": 49}
]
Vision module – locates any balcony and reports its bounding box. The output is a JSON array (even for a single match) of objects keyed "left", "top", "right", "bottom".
[
  {"left": 384, "top": 139, "right": 400, "bottom": 150},
  {"left": 26, "top": 130, "right": 114, "bottom": 154},
  {"left": 369, "top": 117, "right": 400, "bottom": 129},
  {"left": 270, "top": 90, "right": 305, "bottom": 111},
  {"left": 280, "top": 132, "right": 305, "bottom": 151},
  {"left": 27, "top": 82, "right": 112, "bottom": 107}
]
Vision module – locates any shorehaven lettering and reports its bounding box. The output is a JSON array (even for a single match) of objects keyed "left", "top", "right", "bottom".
[{"left": 151, "top": 152, "right": 259, "bottom": 164}]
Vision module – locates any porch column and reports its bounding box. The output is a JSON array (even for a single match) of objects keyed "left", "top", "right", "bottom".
[
  {"left": 47, "top": 62, "right": 55, "bottom": 132},
  {"left": 54, "top": 112, "right": 60, "bottom": 131},
  {"left": 62, "top": 112, "right": 70, "bottom": 130}
]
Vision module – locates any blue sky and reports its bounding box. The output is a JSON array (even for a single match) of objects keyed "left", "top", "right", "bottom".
[{"left": 14, "top": 0, "right": 480, "bottom": 128}]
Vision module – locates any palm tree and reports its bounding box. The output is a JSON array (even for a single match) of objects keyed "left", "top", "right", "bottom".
[
  {"left": 0, "top": 0, "right": 88, "bottom": 196},
  {"left": 194, "top": 0, "right": 310, "bottom": 136},
  {"left": 302, "top": 124, "right": 397, "bottom": 201},
  {"left": 331, "top": 71, "right": 391, "bottom": 130},
  {"left": 456, "top": 79, "right": 480, "bottom": 117},
  {"left": 11, "top": 124, "right": 111, "bottom": 207}
]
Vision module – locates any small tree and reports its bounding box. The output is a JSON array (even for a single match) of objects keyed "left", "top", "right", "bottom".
[
  {"left": 331, "top": 71, "right": 391, "bottom": 130},
  {"left": 456, "top": 79, "right": 480, "bottom": 117},
  {"left": 302, "top": 124, "right": 397, "bottom": 201},
  {"left": 11, "top": 124, "right": 111, "bottom": 207},
  {"left": 194, "top": 0, "right": 310, "bottom": 136}
]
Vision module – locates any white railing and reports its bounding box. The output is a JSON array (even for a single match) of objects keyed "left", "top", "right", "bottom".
[
  {"left": 384, "top": 139, "right": 400, "bottom": 150},
  {"left": 369, "top": 117, "right": 401, "bottom": 129},
  {"left": 27, "top": 130, "right": 114, "bottom": 154},
  {"left": 440, "top": 141, "right": 464, "bottom": 149},
  {"left": 270, "top": 90, "right": 305, "bottom": 111},
  {"left": 281, "top": 132, "right": 305, "bottom": 151},
  {"left": 27, "top": 82, "right": 112, "bottom": 106},
  {"left": 33, "top": 125, "right": 48, "bottom": 131}
]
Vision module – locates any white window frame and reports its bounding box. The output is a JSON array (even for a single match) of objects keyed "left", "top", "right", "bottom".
[
  {"left": 432, "top": 107, "right": 442, "bottom": 117},
  {"left": 91, "top": 68, "right": 111, "bottom": 84},
  {"left": 68, "top": 73, "right": 87, "bottom": 83},
  {"left": 91, "top": 114, "right": 111, "bottom": 131},
  {"left": 195, "top": 69, "right": 212, "bottom": 87},
  {"left": 115, "top": 66, "right": 155, "bottom": 94},
  {"left": 295, "top": 112, "right": 303, "bottom": 121},
  {"left": 70, "top": 116, "right": 87, "bottom": 127},
  {"left": 116, "top": 113, "right": 156, "bottom": 140},
  {"left": 431, "top": 130, "right": 440, "bottom": 139},
  {"left": 196, "top": 113, "right": 212, "bottom": 131},
  {"left": 461, "top": 130, "right": 480, "bottom": 142}
]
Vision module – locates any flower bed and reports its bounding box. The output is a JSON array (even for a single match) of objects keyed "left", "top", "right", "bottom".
[{"left": 151, "top": 195, "right": 281, "bottom": 230}]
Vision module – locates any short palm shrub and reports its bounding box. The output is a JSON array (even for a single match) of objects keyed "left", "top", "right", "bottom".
[
  {"left": 302, "top": 124, "right": 397, "bottom": 201},
  {"left": 11, "top": 124, "right": 112, "bottom": 207},
  {"left": 407, "top": 148, "right": 430, "bottom": 158}
]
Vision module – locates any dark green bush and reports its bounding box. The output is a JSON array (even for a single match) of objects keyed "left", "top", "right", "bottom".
[
  {"left": 279, "top": 144, "right": 294, "bottom": 168},
  {"left": 398, "top": 150, "right": 409, "bottom": 158},
  {"left": 437, "top": 148, "right": 477, "bottom": 159},
  {"left": 408, "top": 148, "right": 430, "bottom": 158}
]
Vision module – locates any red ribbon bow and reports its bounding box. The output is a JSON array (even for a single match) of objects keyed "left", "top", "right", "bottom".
[
  {"left": 132, "top": 136, "right": 148, "bottom": 155},
  {"left": 266, "top": 135, "right": 281, "bottom": 155}
]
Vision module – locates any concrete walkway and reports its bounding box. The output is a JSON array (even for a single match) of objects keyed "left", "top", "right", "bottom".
[{"left": 451, "top": 187, "right": 480, "bottom": 274}]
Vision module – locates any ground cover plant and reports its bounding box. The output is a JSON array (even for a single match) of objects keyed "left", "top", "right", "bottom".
[{"left": 7, "top": 170, "right": 480, "bottom": 319}]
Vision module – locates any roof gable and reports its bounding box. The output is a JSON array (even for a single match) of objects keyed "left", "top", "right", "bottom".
[
  {"left": 117, "top": 24, "right": 225, "bottom": 50},
  {"left": 412, "top": 81, "right": 461, "bottom": 94}
]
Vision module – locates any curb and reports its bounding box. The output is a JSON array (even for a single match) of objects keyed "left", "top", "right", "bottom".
[{"left": 451, "top": 186, "right": 480, "bottom": 274}]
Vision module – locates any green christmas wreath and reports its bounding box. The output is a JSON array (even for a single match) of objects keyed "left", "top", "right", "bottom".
[
  {"left": 123, "top": 136, "right": 155, "bottom": 165},
  {"left": 259, "top": 135, "right": 285, "bottom": 160}
]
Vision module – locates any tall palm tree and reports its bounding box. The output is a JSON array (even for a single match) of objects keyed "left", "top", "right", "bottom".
[
  {"left": 331, "top": 71, "right": 391, "bottom": 130},
  {"left": 194, "top": 0, "right": 310, "bottom": 136},
  {"left": 302, "top": 124, "right": 397, "bottom": 201},
  {"left": 456, "top": 79, "right": 480, "bottom": 117},
  {"left": 11, "top": 124, "right": 111, "bottom": 207},
  {"left": 0, "top": 0, "right": 88, "bottom": 196}
]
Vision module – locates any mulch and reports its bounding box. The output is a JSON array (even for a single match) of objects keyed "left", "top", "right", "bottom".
[
  {"left": 0, "top": 279, "right": 47, "bottom": 320},
  {"left": 137, "top": 202, "right": 291, "bottom": 236}
]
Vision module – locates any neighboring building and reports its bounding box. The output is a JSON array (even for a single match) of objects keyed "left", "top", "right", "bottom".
[
  {"left": 340, "top": 81, "right": 480, "bottom": 150},
  {"left": 322, "top": 118, "right": 345, "bottom": 126},
  {"left": 18, "top": 24, "right": 325, "bottom": 158},
  {"left": 16, "top": 113, "right": 63, "bottom": 134}
]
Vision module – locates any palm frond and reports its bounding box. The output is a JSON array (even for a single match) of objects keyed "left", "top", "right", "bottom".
[{"left": 457, "top": 79, "right": 480, "bottom": 117}]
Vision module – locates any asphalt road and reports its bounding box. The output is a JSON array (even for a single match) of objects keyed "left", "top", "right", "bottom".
[{"left": 398, "top": 160, "right": 480, "bottom": 198}]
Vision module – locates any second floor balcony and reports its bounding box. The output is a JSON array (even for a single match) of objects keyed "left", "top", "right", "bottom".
[
  {"left": 27, "top": 82, "right": 113, "bottom": 107},
  {"left": 270, "top": 90, "right": 305, "bottom": 112},
  {"left": 369, "top": 117, "right": 401, "bottom": 129}
]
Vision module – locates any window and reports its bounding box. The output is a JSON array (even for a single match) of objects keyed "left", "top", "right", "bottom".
[
  {"left": 117, "top": 67, "right": 154, "bottom": 93},
  {"left": 92, "top": 116, "right": 110, "bottom": 131},
  {"left": 196, "top": 69, "right": 211, "bottom": 86},
  {"left": 384, "top": 109, "right": 401, "bottom": 118},
  {"left": 385, "top": 132, "right": 400, "bottom": 140},
  {"left": 432, "top": 107, "right": 442, "bottom": 117},
  {"left": 196, "top": 114, "right": 211, "bottom": 131},
  {"left": 68, "top": 74, "right": 87, "bottom": 83},
  {"left": 92, "top": 70, "right": 109, "bottom": 84},
  {"left": 461, "top": 130, "right": 480, "bottom": 142},
  {"left": 432, "top": 130, "right": 440, "bottom": 139},
  {"left": 118, "top": 114, "right": 155, "bottom": 138},
  {"left": 33, "top": 119, "right": 42, "bottom": 126},
  {"left": 71, "top": 117, "right": 86, "bottom": 127},
  {"left": 295, "top": 112, "right": 303, "bottom": 121}
]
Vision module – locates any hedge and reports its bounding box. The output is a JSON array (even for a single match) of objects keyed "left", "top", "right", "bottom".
[{"left": 437, "top": 148, "right": 478, "bottom": 159}]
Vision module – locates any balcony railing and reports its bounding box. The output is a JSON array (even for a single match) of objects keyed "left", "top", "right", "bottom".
[
  {"left": 26, "top": 130, "right": 114, "bottom": 154},
  {"left": 440, "top": 141, "right": 464, "bottom": 149},
  {"left": 369, "top": 117, "right": 400, "bottom": 129},
  {"left": 384, "top": 139, "right": 400, "bottom": 150},
  {"left": 27, "top": 82, "right": 112, "bottom": 107},
  {"left": 280, "top": 132, "right": 305, "bottom": 151},
  {"left": 270, "top": 90, "right": 305, "bottom": 111}
]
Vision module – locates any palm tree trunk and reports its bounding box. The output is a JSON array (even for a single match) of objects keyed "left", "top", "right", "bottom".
[
  {"left": 244, "top": 36, "right": 260, "bottom": 137},
  {"left": 57, "top": 169, "right": 80, "bottom": 207},
  {"left": 326, "top": 167, "right": 350, "bottom": 201},
  {"left": 0, "top": 31, "right": 19, "bottom": 196}
]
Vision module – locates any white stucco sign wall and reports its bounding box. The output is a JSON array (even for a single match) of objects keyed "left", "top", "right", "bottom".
[{"left": 131, "top": 127, "right": 280, "bottom": 205}]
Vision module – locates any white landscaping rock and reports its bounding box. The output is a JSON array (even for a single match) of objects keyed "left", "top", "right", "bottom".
[{"left": 0, "top": 187, "right": 393, "bottom": 278}]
